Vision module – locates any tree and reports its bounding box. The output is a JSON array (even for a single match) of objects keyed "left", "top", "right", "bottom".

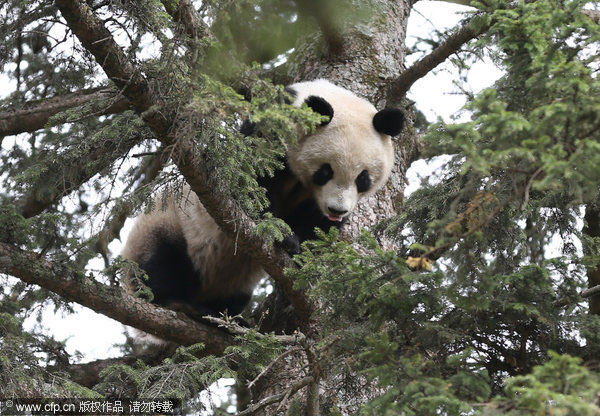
[{"left": 1, "top": 0, "right": 600, "bottom": 414}]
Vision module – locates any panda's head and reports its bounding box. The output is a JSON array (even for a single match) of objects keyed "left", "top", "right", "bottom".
[{"left": 286, "top": 80, "right": 404, "bottom": 222}]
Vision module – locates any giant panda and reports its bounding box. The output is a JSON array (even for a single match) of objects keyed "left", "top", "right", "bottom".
[{"left": 122, "top": 79, "right": 404, "bottom": 326}]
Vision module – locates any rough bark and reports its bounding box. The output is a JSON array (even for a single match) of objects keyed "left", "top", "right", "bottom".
[{"left": 42, "top": 0, "right": 422, "bottom": 410}]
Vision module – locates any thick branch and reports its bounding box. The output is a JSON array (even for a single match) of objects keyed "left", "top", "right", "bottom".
[
  {"left": 0, "top": 88, "right": 130, "bottom": 137},
  {"left": 554, "top": 284, "right": 600, "bottom": 308},
  {"left": 0, "top": 242, "right": 234, "bottom": 353},
  {"left": 389, "top": 17, "right": 491, "bottom": 99},
  {"left": 54, "top": 0, "right": 313, "bottom": 330}
]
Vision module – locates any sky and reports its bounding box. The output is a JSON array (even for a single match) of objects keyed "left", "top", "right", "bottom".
[{"left": 1, "top": 1, "right": 505, "bottom": 405}]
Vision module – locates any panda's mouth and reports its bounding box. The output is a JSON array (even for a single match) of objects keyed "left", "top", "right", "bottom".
[{"left": 327, "top": 214, "right": 344, "bottom": 222}]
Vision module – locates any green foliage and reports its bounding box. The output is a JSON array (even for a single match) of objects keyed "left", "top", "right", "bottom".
[
  {"left": 0, "top": 312, "right": 98, "bottom": 397},
  {"left": 426, "top": 0, "right": 600, "bottom": 203},
  {"left": 255, "top": 212, "right": 293, "bottom": 244},
  {"left": 1, "top": 0, "right": 600, "bottom": 413},
  {"left": 180, "top": 73, "right": 323, "bottom": 224},
  {"left": 95, "top": 344, "right": 234, "bottom": 402},
  {"left": 498, "top": 352, "right": 600, "bottom": 415}
]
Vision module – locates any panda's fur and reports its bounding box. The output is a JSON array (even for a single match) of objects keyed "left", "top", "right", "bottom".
[{"left": 122, "top": 80, "right": 404, "bottom": 334}]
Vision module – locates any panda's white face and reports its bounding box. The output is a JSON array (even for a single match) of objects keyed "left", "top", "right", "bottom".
[
  {"left": 286, "top": 80, "right": 402, "bottom": 222},
  {"left": 289, "top": 122, "right": 394, "bottom": 222}
]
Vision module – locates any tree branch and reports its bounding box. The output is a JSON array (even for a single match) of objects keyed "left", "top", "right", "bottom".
[
  {"left": 160, "top": 0, "right": 212, "bottom": 42},
  {"left": 583, "top": 9, "right": 600, "bottom": 24},
  {"left": 0, "top": 88, "right": 130, "bottom": 137},
  {"left": 18, "top": 127, "right": 150, "bottom": 218},
  {"left": 554, "top": 285, "right": 600, "bottom": 308},
  {"left": 54, "top": 0, "right": 313, "bottom": 330},
  {"left": 403, "top": 1, "right": 600, "bottom": 101},
  {"left": 389, "top": 17, "right": 491, "bottom": 99},
  {"left": 160, "top": 0, "right": 214, "bottom": 66},
  {"left": 237, "top": 376, "right": 313, "bottom": 416},
  {"left": 55, "top": 0, "right": 155, "bottom": 114},
  {"left": 0, "top": 242, "right": 234, "bottom": 354},
  {"left": 425, "top": 0, "right": 476, "bottom": 6},
  {"left": 50, "top": 347, "right": 175, "bottom": 388},
  {"left": 94, "top": 152, "right": 165, "bottom": 263},
  {"left": 581, "top": 203, "right": 600, "bottom": 314},
  {"left": 203, "top": 316, "right": 306, "bottom": 345}
]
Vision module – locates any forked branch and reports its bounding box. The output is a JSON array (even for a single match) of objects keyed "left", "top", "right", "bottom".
[{"left": 389, "top": 16, "right": 491, "bottom": 99}]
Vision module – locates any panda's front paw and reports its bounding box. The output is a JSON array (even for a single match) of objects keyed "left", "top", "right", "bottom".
[{"left": 280, "top": 234, "right": 301, "bottom": 255}]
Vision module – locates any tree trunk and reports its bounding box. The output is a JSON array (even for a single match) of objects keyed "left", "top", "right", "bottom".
[
  {"left": 249, "top": 1, "right": 419, "bottom": 413},
  {"left": 583, "top": 204, "right": 600, "bottom": 316},
  {"left": 291, "top": 0, "right": 420, "bottom": 248}
]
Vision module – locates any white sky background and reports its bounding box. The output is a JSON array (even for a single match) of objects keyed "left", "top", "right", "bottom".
[{"left": 1, "top": 0, "right": 506, "bottom": 408}]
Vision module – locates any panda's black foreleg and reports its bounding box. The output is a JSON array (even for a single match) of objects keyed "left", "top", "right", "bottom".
[
  {"left": 283, "top": 198, "right": 346, "bottom": 250},
  {"left": 280, "top": 233, "right": 302, "bottom": 255}
]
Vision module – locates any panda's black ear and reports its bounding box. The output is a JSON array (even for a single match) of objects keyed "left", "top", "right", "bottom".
[
  {"left": 373, "top": 108, "right": 405, "bottom": 136},
  {"left": 305, "top": 95, "right": 334, "bottom": 126}
]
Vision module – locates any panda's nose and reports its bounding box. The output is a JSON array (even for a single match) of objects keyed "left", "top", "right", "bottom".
[{"left": 328, "top": 207, "right": 348, "bottom": 216}]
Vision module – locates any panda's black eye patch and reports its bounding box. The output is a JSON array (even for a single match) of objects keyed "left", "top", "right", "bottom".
[
  {"left": 313, "top": 163, "right": 334, "bottom": 186},
  {"left": 355, "top": 170, "right": 371, "bottom": 193}
]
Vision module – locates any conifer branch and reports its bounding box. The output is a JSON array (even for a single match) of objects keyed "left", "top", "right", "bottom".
[
  {"left": 18, "top": 128, "right": 149, "bottom": 218},
  {"left": 54, "top": 0, "right": 313, "bottom": 330},
  {"left": 49, "top": 347, "right": 175, "bottom": 388},
  {"left": 237, "top": 376, "right": 313, "bottom": 416},
  {"left": 0, "top": 87, "right": 130, "bottom": 137},
  {"left": 0, "top": 242, "right": 234, "bottom": 353},
  {"left": 583, "top": 284, "right": 600, "bottom": 299},
  {"left": 389, "top": 17, "right": 491, "bottom": 99},
  {"left": 160, "top": 0, "right": 214, "bottom": 66},
  {"left": 202, "top": 316, "right": 306, "bottom": 345},
  {"left": 554, "top": 285, "right": 600, "bottom": 308},
  {"left": 581, "top": 203, "right": 600, "bottom": 315},
  {"left": 160, "top": 0, "right": 212, "bottom": 42},
  {"left": 94, "top": 152, "right": 165, "bottom": 264}
]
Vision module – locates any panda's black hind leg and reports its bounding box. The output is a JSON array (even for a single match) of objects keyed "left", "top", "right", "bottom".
[
  {"left": 138, "top": 230, "right": 201, "bottom": 307},
  {"left": 174, "top": 296, "right": 251, "bottom": 327}
]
